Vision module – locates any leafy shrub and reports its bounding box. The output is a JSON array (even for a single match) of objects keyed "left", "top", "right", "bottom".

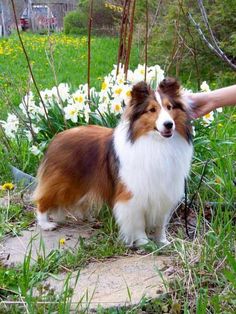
[
  {"left": 64, "top": 10, "right": 87, "bottom": 35},
  {"left": 64, "top": 0, "right": 120, "bottom": 36},
  {"left": 0, "top": 63, "right": 222, "bottom": 178},
  {"left": 143, "top": 0, "right": 236, "bottom": 88}
]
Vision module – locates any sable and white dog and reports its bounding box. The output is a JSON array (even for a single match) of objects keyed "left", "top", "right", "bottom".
[{"left": 33, "top": 78, "right": 193, "bottom": 246}]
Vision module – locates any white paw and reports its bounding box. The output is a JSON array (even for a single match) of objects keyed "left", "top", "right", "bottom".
[
  {"left": 134, "top": 237, "right": 149, "bottom": 247},
  {"left": 39, "top": 221, "right": 57, "bottom": 231}
]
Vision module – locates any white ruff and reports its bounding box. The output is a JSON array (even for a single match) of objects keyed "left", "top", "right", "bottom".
[{"left": 113, "top": 121, "right": 193, "bottom": 246}]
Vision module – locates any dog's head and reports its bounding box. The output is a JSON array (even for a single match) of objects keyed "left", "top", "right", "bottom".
[{"left": 124, "top": 78, "right": 192, "bottom": 143}]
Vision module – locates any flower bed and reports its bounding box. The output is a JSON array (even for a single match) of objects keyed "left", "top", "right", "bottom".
[{"left": 0, "top": 64, "right": 220, "bottom": 159}]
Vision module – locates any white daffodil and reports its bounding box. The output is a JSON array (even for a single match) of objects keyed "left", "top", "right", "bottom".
[
  {"left": 200, "top": 81, "right": 211, "bottom": 92},
  {"left": 110, "top": 98, "right": 123, "bottom": 115},
  {"left": 133, "top": 64, "right": 146, "bottom": 83},
  {"left": 25, "top": 130, "right": 33, "bottom": 142},
  {"left": 121, "top": 84, "right": 132, "bottom": 105},
  {"left": 7, "top": 113, "right": 19, "bottom": 125},
  {"left": 116, "top": 72, "right": 125, "bottom": 85},
  {"left": 40, "top": 89, "right": 55, "bottom": 104},
  {"left": 112, "top": 84, "right": 124, "bottom": 98},
  {"left": 50, "top": 84, "right": 70, "bottom": 103},
  {"left": 147, "top": 65, "right": 165, "bottom": 86},
  {"left": 72, "top": 91, "right": 85, "bottom": 106},
  {"left": 64, "top": 105, "right": 79, "bottom": 123},
  {"left": 32, "top": 125, "right": 40, "bottom": 134},
  {"left": 111, "top": 63, "right": 125, "bottom": 78},
  {"left": 202, "top": 111, "right": 214, "bottom": 125},
  {"left": 30, "top": 145, "right": 41, "bottom": 156},
  {"left": 101, "top": 76, "right": 111, "bottom": 94},
  {"left": 83, "top": 104, "right": 91, "bottom": 123},
  {"left": 19, "top": 92, "right": 39, "bottom": 118},
  {"left": 0, "top": 113, "right": 19, "bottom": 139}
]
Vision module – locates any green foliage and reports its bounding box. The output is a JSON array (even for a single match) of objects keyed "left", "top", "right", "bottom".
[
  {"left": 147, "top": 0, "right": 236, "bottom": 88},
  {"left": 64, "top": 10, "right": 87, "bottom": 35},
  {"left": 0, "top": 202, "right": 34, "bottom": 240},
  {"left": 64, "top": 0, "right": 120, "bottom": 36}
]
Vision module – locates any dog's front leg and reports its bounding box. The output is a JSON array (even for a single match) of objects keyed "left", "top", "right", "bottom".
[{"left": 113, "top": 199, "right": 148, "bottom": 247}]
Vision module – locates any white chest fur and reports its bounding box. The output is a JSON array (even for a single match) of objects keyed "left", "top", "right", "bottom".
[{"left": 114, "top": 121, "right": 193, "bottom": 230}]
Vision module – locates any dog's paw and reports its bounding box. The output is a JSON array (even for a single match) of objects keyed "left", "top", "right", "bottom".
[
  {"left": 134, "top": 237, "right": 149, "bottom": 247},
  {"left": 38, "top": 221, "right": 57, "bottom": 231}
]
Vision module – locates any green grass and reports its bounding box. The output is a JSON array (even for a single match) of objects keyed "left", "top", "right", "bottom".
[
  {"left": 0, "top": 32, "right": 140, "bottom": 116},
  {"left": 0, "top": 32, "right": 235, "bottom": 313}
]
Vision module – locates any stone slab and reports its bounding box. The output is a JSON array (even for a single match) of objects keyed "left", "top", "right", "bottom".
[
  {"left": 0, "top": 222, "right": 95, "bottom": 266},
  {"left": 0, "top": 223, "right": 173, "bottom": 310},
  {"left": 45, "top": 254, "right": 170, "bottom": 309}
]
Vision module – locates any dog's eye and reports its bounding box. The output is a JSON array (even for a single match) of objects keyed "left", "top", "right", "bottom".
[
  {"left": 167, "top": 104, "right": 172, "bottom": 111},
  {"left": 149, "top": 107, "right": 156, "bottom": 113}
]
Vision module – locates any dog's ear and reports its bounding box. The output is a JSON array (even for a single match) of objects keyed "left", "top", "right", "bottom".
[
  {"left": 158, "top": 77, "right": 180, "bottom": 99},
  {"left": 131, "top": 81, "right": 151, "bottom": 105}
]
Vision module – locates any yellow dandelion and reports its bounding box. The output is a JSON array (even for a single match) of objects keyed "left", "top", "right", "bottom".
[
  {"left": 2, "top": 183, "right": 14, "bottom": 190},
  {"left": 59, "top": 238, "right": 66, "bottom": 245},
  {"left": 215, "top": 177, "right": 221, "bottom": 184},
  {"left": 218, "top": 123, "right": 223, "bottom": 127}
]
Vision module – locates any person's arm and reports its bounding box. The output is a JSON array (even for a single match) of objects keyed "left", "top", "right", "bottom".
[{"left": 186, "top": 85, "right": 236, "bottom": 118}]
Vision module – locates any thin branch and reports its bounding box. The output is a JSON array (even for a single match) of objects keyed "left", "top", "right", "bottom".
[
  {"left": 144, "top": 0, "right": 148, "bottom": 82},
  {"left": 10, "top": 0, "right": 53, "bottom": 128},
  {"left": 189, "top": 3, "right": 236, "bottom": 71},
  {"left": 147, "top": 0, "right": 162, "bottom": 39},
  {"left": 116, "top": 0, "right": 129, "bottom": 76},
  {"left": 87, "top": 0, "right": 94, "bottom": 101},
  {"left": 189, "top": 159, "right": 211, "bottom": 209},
  {"left": 184, "top": 179, "right": 189, "bottom": 237},
  {"left": 122, "top": 0, "right": 131, "bottom": 66},
  {"left": 124, "top": 0, "right": 136, "bottom": 80},
  {"left": 198, "top": 0, "right": 220, "bottom": 51},
  {"left": 178, "top": 0, "right": 201, "bottom": 89}
]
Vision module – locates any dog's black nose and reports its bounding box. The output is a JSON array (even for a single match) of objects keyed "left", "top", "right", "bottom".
[{"left": 164, "top": 121, "right": 173, "bottom": 129}]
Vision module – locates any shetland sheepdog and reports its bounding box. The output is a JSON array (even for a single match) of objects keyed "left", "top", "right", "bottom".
[{"left": 33, "top": 78, "right": 193, "bottom": 247}]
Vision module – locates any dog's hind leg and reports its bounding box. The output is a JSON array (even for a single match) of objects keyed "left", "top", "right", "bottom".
[
  {"left": 36, "top": 199, "right": 57, "bottom": 231},
  {"left": 37, "top": 210, "right": 57, "bottom": 231},
  {"left": 154, "top": 219, "right": 170, "bottom": 245}
]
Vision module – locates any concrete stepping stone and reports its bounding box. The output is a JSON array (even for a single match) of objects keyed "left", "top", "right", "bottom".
[
  {"left": 0, "top": 222, "right": 95, "bottom": 265},
  {"left": 45, "top": 254, "right": 170, "bottom": 309},
  {"left": 0, "top": 223, "right": 172, "bottom": 310}
]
